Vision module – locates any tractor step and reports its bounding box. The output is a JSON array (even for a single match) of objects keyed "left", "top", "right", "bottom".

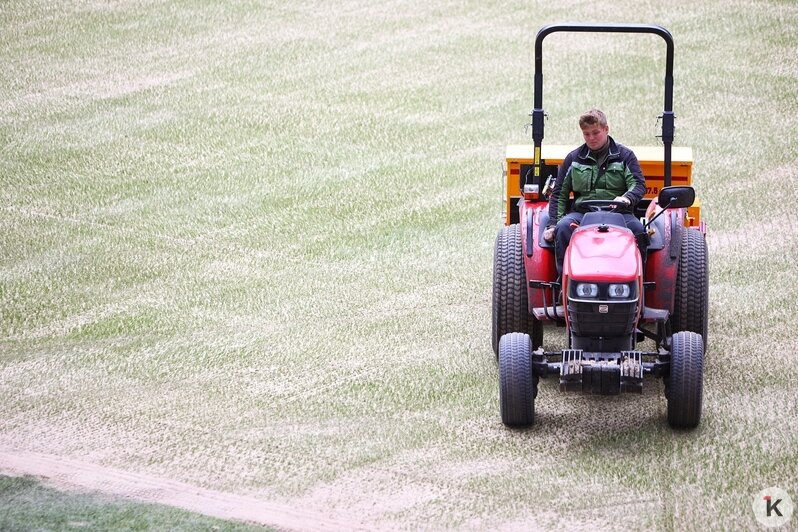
[
  {"left": 641, "top": 306, "right": 669, "bottom": 323},
  {"left": 559, "top": 350, "right": 644, "bottom": 395},
  {"left": 532, "top": 305, "right": 565, "bottom": 321}
]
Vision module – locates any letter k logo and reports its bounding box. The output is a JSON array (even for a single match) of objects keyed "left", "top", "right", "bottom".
[
  {"left": 765, "top": 495, "right": 784, "bottom": 517},
  {"left": 754, "top": 487, "right": 793, "bottom": 527}
]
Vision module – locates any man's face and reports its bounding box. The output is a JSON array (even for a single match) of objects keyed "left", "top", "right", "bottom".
[{"left": 581, "top": 124, "right": 609, "bottom": 151}]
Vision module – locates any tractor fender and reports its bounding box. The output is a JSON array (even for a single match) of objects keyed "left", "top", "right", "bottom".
[
  {"left": 519, "top": 201, "right": 556, "bottom": 310},
  {"left": 645, "top": 201, "right": 687, "bottom": 314}
]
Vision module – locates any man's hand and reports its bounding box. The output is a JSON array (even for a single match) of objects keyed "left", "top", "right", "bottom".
[
  {"left": 612, "top": 195, "right": 631, "bottom": 206},
  {"left": 611, "top": 195, "right": 631, "bottom": 209},
  {"left": 543, "top": 226, "right": 555, "bottom": 242}
]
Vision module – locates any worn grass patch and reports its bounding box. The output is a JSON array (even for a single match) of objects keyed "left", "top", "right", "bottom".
[{"left": 0, "top": 474, "right": 267, "bottom": 531}]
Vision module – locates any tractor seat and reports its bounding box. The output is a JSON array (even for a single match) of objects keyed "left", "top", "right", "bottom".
[{"left": 580, "top": 211, "right": 627, "bottom": 229}]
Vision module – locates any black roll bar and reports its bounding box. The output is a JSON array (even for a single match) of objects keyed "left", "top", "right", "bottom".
[{"left": 531, "top": 23, "right": 676, "bottom": 187}]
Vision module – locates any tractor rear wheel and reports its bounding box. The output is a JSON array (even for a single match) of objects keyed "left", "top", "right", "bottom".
[
  {"left": 673, "top": 228, "right": 709, "bottom": 349},
  {"left": 498, "top": 332, "right": 537, "bottom": 427},
  {"left": 492, "top": 224, "right": 542, "bottom": 357},
  {"left": 666, "top": 331, "right": 704, "bottom": 429}
]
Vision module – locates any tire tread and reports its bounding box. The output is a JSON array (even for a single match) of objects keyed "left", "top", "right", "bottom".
[
  {"left": 667, "top": 331, "right": 704, "bottom": 429},
  {"left": 498, "top": 332, "right": 537, "bottom": 426},
  {"left": 673, "top": 229, "right": 709, "bottom": 348},
  {"left": 492, "top": 225, "right": 542, "bottom": 355}
]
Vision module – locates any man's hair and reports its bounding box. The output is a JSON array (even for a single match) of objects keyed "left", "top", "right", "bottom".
[{"left": 579, "top": 108, "right": 608, "bottom": 129}]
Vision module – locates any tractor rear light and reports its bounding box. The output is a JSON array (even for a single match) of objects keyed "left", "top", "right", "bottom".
[
  {"left": 575, "top": 283, "right": 598, "bottom": 298},
  {"left": 608, "top": 284, "right": 631, "bottom": 298},
  {"left": 523, "top": 184, "right": 540, "bottom": 200}
]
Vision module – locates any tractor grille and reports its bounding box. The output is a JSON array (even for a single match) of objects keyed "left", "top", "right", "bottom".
[{"left": 568, "top": 300, "right": 638, "bottom": 338}]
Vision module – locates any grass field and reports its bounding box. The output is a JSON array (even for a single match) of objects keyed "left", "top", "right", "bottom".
[{"left": 2, "top": 0, "right": 797, "bottom": 530}]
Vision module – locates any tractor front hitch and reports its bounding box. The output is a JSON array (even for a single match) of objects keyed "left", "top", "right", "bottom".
[{"left": 531, "top": 349, "right": 672, "bottom": 393}]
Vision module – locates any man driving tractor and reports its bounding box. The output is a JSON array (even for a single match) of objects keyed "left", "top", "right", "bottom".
[{"left": 543, "top": 108, "right": 648, "bottom": 274}]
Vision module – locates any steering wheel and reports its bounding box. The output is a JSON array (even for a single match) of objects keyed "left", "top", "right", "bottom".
[{"left": 580, "top": 199, "right": 629, "bottom": 212}]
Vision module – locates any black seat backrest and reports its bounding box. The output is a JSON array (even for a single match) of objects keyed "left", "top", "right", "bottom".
[{"left": 580, "top": 211, "right": 627, "bottom": 228}]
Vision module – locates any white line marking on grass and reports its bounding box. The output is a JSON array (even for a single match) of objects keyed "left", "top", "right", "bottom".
[{"left": 0, "top": 448, "right": 365, "bottom": 531}]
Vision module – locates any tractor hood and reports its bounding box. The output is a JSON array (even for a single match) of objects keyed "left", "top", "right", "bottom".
[{"left": 566, "top": 226, "right": 640, "bottom": 282}]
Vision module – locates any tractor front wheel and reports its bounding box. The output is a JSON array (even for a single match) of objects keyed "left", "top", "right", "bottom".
[
  {"left": 498, "top": 332, "right": 538, "bottom": 427},
  {"left": 666, "top": 331, "right": 704, "bottom": 429}
]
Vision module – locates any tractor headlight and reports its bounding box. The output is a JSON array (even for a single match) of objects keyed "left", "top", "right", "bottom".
[
  {"left": 608, "top": 283, "right": 632, "bottom": 299},
  {"left": 575, "top": 283, "right": 599, "bottom": 298}
]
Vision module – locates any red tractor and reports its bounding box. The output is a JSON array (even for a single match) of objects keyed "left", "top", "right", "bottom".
[{"left": 492, "top": 24, "right": 709, "bottom": 428}]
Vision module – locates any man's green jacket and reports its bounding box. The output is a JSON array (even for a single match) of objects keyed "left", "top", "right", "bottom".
[{"left": 547, "top": 136, "right": 645, "bottom": 224}]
